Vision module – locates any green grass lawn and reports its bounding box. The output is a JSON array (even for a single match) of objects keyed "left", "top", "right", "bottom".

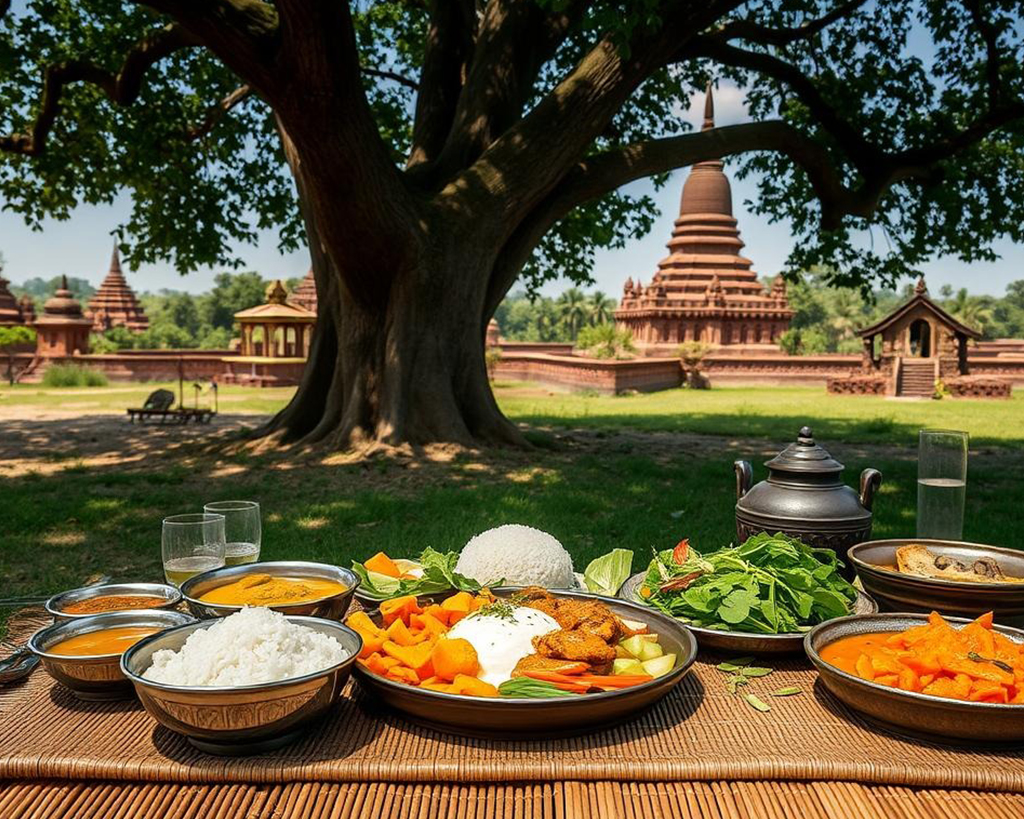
[{"left": 1, "top": 382, "right": 1021, "bottom": 626}]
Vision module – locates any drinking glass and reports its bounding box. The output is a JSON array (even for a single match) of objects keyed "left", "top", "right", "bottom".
[
  {"left": 162, "top": 513, "right": 227, "bottom": 587},
  {"left": 204, "top": 501, "right": 262, "bottom": 566},
  {"left": 917, "top": 430, "right": 968, "bottom": 540}
]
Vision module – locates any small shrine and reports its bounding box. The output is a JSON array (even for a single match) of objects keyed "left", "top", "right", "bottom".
[
  {"left": 220, "top": 279, "right": 315, "bottom": 387},
  {"left": 290, "top": 268, "right": 319, "bottom": 315},
  {"left": 0, "top": 272, "right": 34, "bottom": 327},
  {"left": 87, "top": 244, "right": 149, "bottom": 333},
  {"left": 853, "top": 277, "right": 982, "bottom": 397},
  {"left": 615, "top": 84, "right": 793, "bottom": 354},
  {"left": 32, "top": 275, "right": 93, "bottom": 356}
]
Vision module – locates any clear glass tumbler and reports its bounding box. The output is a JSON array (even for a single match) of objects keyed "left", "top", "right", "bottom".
[
  {"left": 916, "top": 429, "right": 968, "bottom": 540},
  {"left": 162, "top": 513, "right": 227, "bottom": 587},
  {"left": 204, "top": 500, "right": 262, "bottom": 566}
]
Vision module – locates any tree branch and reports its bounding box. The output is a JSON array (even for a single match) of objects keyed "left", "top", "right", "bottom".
[
  {"left": 0, "top": 24, "right": 199, "bottom": 156},
  {"left": 715, "top": 0, "right": 868, "bottom": 46},
  {"left": 963, "top": 0, "right": 1002, "bottom": 108},
  {"left": 689, "top": 36, "right": 882, "bottom": 172},
  {"left": 362, "top": 66, "right": 419, "bottom": 91},
  {"left": 185, "top": 84, "right": 253, "bottom": 141}
]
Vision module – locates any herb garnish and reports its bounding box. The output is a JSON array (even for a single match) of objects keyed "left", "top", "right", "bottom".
[
  {"left": 715, "top": 656, "right": 801, "bottom": 711},
  {"left": 967, "top": 651, "right": 1014, "bottom": 673},
  {"left": 498, "top": 678, "right": 577, "bottom": 698},
  {"left": 469, "top": 599, "right": 518, "bottom": 622},
  {"left": 641, "top": 533, "right": 858, "bottom": 634}
]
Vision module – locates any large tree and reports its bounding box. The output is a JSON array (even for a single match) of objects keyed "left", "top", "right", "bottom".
[{"left": 2, "top": 1, "right": 1023, "bottom": 449}]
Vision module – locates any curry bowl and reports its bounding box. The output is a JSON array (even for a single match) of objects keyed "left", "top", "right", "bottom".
[
  {"left": 46, "top": 582, "right": 183, "bottom": 622},
  {"left": 805, "top": 613, "right": 1024, "bottom": 743},
  {"left": 180, "top": 561, "right": 358, "bottom": 620},
  {"left": 619, "top": 572, "right": 877, "bottom": 655},
  {"left": 121, "top": 615, "right": 361, "bottom": 755},
  {"left": 351, "top": 587, "right": 698, "bottom": 738},
  {"left": 28, "top": 609, "right": 196, "bottom": 700},
  {"left": 849, "top": 539, "right": 1024, "bottom": 625}
]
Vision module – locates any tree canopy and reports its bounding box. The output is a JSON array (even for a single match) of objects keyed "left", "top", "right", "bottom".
[{"left": 2, "top": 1, "right": 1023, "bottom": 294}]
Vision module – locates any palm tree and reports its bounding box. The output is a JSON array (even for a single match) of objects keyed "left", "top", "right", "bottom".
[
  {"left": 587, "top": 291, "right": 617, "bottom": 326},
  {"left": 828, "top": 289, "right": 865, "bottom": 343},
  {"left": 947, "top": 288, "right": 993, "bottom": 334},
  {"left": 557, "top": 287, "right": 589, "bottom": 340}
]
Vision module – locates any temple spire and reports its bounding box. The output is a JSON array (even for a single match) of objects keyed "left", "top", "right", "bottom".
[
  {"left": 110, "top": 241, "right": 122, "bottom": 274},
  {"left": 702, "top": 82, "right": 715, "bottom": 131}
]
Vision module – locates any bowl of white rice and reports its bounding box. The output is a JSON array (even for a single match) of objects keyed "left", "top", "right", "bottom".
[{"left": 121, "top": 607, "right": 362, "bottom": 755}]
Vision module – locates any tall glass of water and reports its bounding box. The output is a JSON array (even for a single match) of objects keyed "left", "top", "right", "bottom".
[
  {"left": 917, "top": 430, "right": 968, "bottom": 540},
  {"left": 204, "top": 501, "right": 261, "bottom": 565},
  {"left": 162, "top": 513, "right": 227, "bottom": 587}
]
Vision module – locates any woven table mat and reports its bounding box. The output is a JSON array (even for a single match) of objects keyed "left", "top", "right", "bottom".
[
  {"left": 4, "top": 608, "right": 1024, "bottom": 795},
  {"left": 3, "top": 780, "right": 1024, "bottom": 819}
]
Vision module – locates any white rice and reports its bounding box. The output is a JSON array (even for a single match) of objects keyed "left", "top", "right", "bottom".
[
  {"left": 455, "top": 524, "right": 575, "bottom": 588},
  {"left": 143, "top": 606, "right": 348, "bottom": 687}
]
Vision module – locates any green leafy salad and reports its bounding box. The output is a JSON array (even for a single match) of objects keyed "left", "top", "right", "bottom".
[
  {"left": 639, "top": 533, "right": 857, "bottom": 634},
  {"left": 352, "top": 548, "right": 486, "bottom": 600}
]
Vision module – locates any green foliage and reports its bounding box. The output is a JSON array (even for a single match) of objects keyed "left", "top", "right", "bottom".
[
  {"left": 575, "top": 323, "right": 636, "bottom": 359},
  {"left": 496, "top": 288, "right": 619, "bottom": 342},
  {"left": 41, "top": 364, "right": 108, "bottom": 388},
  {"left": 0, "top": 326, "right": 35, "bottom": 349},
  {"left": 12, "top": 276, "right": 94, "bottom": 309}
]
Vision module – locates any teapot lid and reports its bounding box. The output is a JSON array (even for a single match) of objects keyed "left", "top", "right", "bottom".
[{"left": 764, "top": 426, "right": 844, "bottom": 474}]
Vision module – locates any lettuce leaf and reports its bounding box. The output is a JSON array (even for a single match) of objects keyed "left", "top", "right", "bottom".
[
  {"left": 582, "top": 548, "right": 633, "bottom": 597},
  {"left": 352, "top": 548, "right": 485, "bottom": 600}
]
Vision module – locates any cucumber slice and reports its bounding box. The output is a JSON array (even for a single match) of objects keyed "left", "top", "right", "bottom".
[
  {"left": 619, "top": 635, "right": 648, "bottom": 659},
  {"left": 637, "top": 641, "right": 664, "bottom": 662},
  {"left": 641, "top": 654, "right": 676, "bottom": 678},
  {"left": 613, "top": 658, "right": 644, "bottom": 675}
]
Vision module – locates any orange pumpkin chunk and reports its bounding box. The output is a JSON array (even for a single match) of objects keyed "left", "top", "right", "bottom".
[{"left": 364, "top": 552, "right": 402, "bottom": 578}]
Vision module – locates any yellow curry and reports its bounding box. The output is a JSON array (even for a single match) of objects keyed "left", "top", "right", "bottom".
[
  {"left": 50, "top": 626, "right": 160, "bottom": 656},
  {"left": 199, "top": 574, "right": 347, "bottom": 606}
]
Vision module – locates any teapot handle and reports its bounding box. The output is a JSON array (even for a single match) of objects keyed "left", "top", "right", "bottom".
[
  {"left": 859, "top": 468, "right": 882, "bottom": 511},
  {"left": 734, "top": 460, "right": 753, "bottom": 500}
]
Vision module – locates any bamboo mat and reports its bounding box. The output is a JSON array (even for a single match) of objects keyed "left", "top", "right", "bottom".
[
  {"left": 2, "top": 780, "right": 1023, "bottom": 819},
  {"left": 4, "top": 611, "right": 1024, "bottom": 793}
]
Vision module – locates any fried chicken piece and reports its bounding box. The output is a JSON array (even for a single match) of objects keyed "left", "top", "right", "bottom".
[
  {"left": 516, "top": 586, "right": 556, "bottom": 602},
  {"left": 522, "top": 597, "right": 624, "bottom": 643},
  {"left": 511, "top": 654, "right": 591, "bottom": 677},
  {"left": 533, "top": 629, "right": 616, "bottom": 667}
]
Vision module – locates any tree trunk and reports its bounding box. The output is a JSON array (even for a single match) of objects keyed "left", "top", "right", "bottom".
[{"left": 261, "top": 252, "right": 525, "bottom": 451}]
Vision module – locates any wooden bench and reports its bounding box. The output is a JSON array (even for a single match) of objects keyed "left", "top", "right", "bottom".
[{"left": 126, "top": 389, "right": 183, "bottom": 424}]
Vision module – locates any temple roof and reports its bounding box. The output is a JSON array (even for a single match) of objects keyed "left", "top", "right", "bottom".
[
  {"left": 87, "top": 243, "right": 149, "bottom": 332},
  {"left": 857, "top": 277, "right": 982, "bottom": 340},
  {"left": 0, "top": 273, "right": 23, "bottom": 325},
  {"left": 615, "top": 83, "right": 791, "bottom": 320},
  {"left": 35, "top": 275, "right": 93, "bottom": 326},
  {"left": 291, "top": 268, "right": 318, "bottom": 315},
  {"left": 235, "top": 279, "right": 316, "bottom": 322}
]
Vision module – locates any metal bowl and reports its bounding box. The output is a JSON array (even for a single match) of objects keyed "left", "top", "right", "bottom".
[
  {"left": 180, "top": 561, "right": 358, "bottom": 620},
  {"left": 46, "top": 582, "right": 183, "bottom": 622},
  {"left": 352, "top": 587, "right": 698, "bottom": 738},
  {"left": 121, "top": 615, "right": 362, "bottom": 756},
  {"left": 849, "top": 539, "right": 1024, "bottom": 625},
  {"left": 28, "top": 609, "right": 196, "bottom": 700},
  {"left": 805, "top": 613, "right": 1024, "bottom": 743},
  {"left": 618, "top": 572, "right": 877, "bottom": 655}
]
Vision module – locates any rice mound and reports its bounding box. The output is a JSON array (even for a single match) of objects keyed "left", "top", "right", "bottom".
[
  {"left": 143, "top": 606, "right": 348, "bottom": 687},
  {"left": 455, "top": 524, "right": 575, "bottom": 588}
]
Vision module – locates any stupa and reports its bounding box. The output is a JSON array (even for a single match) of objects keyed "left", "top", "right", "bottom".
[
  {"left": 290, "top": 268, "right": 318, "bottom": 315},
  {"left": 87, "top": 243, "right": 149, "bottom": 333},
  {"left": 615, "top": 84, "right": 792, "bottom": 353},
  {"left": 32, "top": 275, "right": 93, "bottom": 356},
  {"left": 0, "top": 272, "right": 25, "bottom": 327}
]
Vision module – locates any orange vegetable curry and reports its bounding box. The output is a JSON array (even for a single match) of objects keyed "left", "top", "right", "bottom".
[
  {"left": 49, "top": 626, "right": 160, "bottom": 657},
  {"left": 821, "top": 611, "right": 1024, "bottom": 704}
]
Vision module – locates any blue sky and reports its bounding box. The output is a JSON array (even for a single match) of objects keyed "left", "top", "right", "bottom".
[{"left": 1, "top": 82, "right": 1022, "bottom": 298}]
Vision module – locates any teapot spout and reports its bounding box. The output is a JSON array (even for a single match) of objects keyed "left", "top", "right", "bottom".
[
  {"left": 734, "top": 460, "right": 753, "bottom": 500},
  {"left": 859, "top": 468, "right": 882, "bottom": 511}
]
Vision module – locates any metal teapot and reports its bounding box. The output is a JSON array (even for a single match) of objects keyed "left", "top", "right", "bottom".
[{"left": 734, "top": 426, "right": 882, "bottom": 570}]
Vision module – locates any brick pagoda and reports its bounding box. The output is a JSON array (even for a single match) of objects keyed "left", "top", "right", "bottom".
[
  {"left": 0, "top": 272, "right": 35, "bottom": 327},
  {"left": 87, "top": 243, "right": 149, "bottom": 333},
  {"left": 32, "top": 275, "right": 93, "bottom": 356},
  {"left": 290, "top": 268, "right": 318, "bottom": 315},
  {"left": 615, "top": 85, "right": 792, "bottom": 354}
]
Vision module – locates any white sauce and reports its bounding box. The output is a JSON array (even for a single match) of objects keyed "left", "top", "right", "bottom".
[{"left": 446, "top": 607, "right": 560, "bottom": 686}]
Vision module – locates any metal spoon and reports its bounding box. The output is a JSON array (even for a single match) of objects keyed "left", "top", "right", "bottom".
[{"left": 0, "top": 573, "right": 113, "bottom": 686}]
